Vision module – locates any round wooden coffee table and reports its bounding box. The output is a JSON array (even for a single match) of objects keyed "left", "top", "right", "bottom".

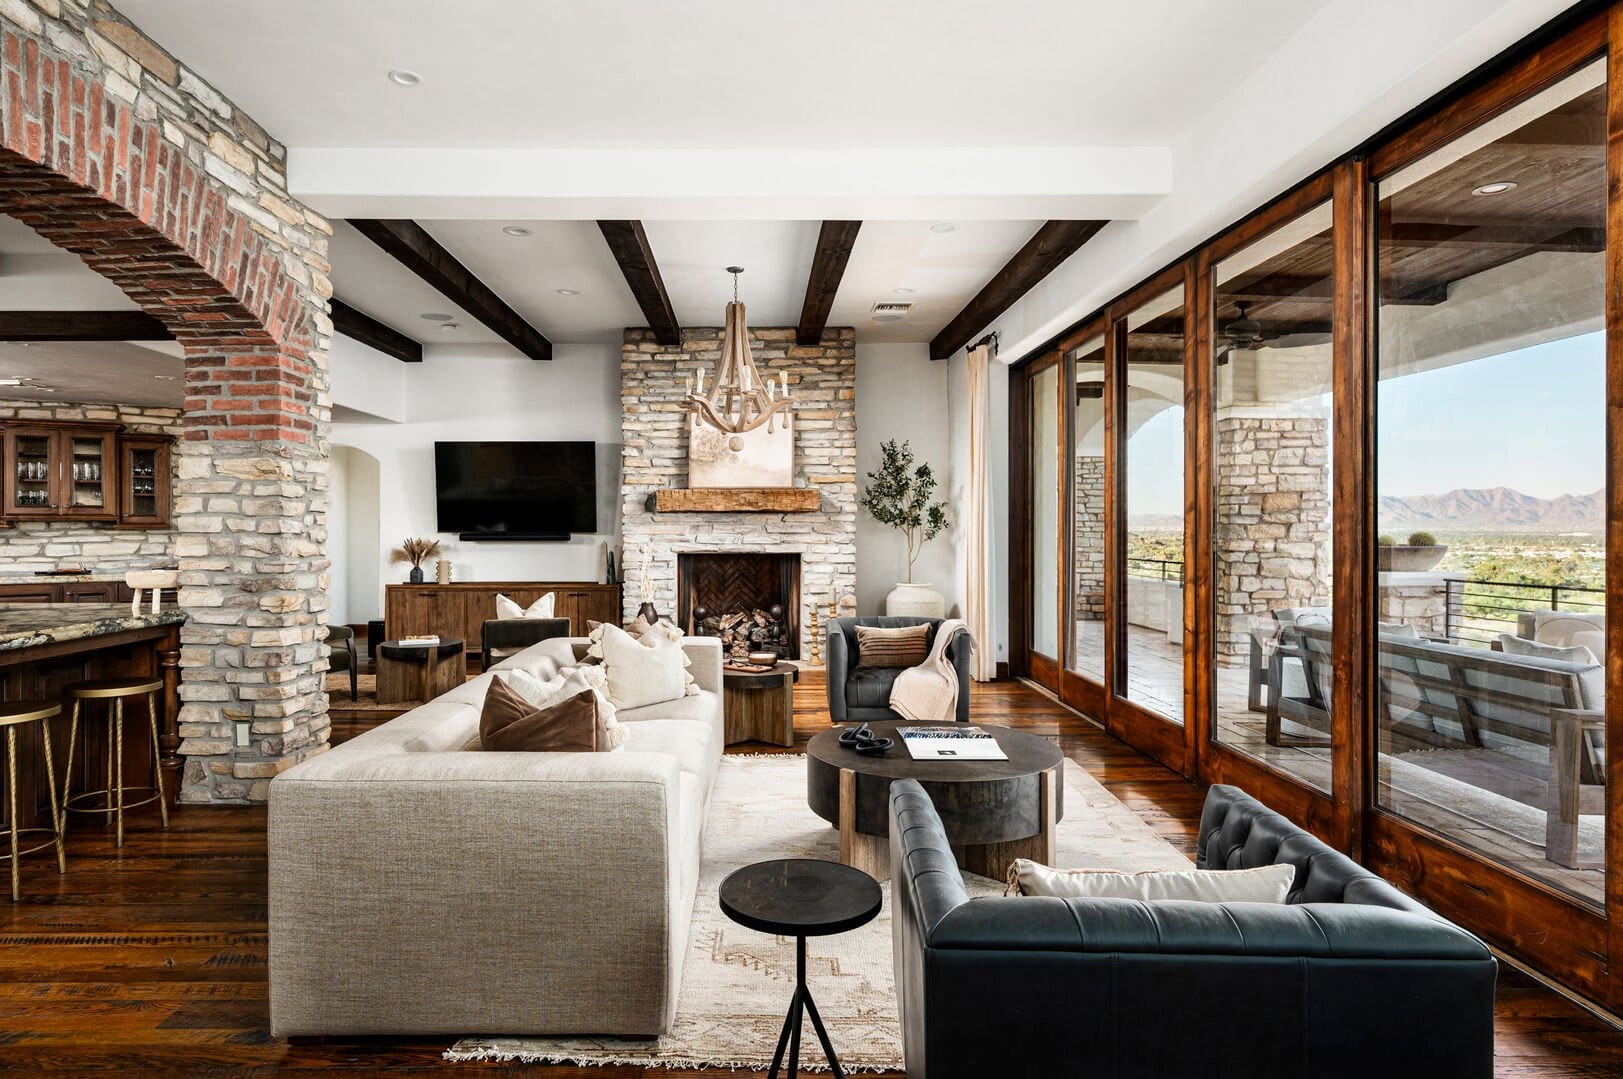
[
  {"left": 723, "top": 662, "right": 798, "bottom": 747},
  {"left": 806, "top": 721, "right": 1063, "bottom": 881},
  {"left": 375, "top": 637, "right": 465, "bottom": 705}
]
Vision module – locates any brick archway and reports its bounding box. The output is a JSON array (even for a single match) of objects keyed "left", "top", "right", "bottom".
[{"left": 0, "top": 6, "right": 332, "bottom": 802}]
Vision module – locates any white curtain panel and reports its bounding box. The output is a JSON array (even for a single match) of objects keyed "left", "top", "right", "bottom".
[{"left": 964, "top": 343, "right": 998, "bottom": 681}]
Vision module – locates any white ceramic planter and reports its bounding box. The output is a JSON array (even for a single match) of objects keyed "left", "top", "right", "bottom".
[{"left": 885, "top": 582, "right": 945, "bottom": 618}]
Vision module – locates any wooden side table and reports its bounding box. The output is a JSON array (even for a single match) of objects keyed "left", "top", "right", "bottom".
[
  {"left": 376, "top": 638, "right": 466, "bottom": 705},
  {"left": 723, "top": 662, "right": 797, "bottom": 747}
]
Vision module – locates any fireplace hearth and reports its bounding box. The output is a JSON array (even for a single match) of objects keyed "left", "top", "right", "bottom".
[{"left": 677, "top": 552, "right": 802, "bottom": 660}]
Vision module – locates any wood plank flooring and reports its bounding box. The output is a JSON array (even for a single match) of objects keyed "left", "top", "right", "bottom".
[{"left": 1, "top": 672, "right": 1620, "bottom": 1075}]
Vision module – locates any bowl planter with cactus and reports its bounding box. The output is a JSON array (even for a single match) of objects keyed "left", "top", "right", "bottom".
[{"left": 1377, "top": 531, "right": 1448, "bottom": 572}]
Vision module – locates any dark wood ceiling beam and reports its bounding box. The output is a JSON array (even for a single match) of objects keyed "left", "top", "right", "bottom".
[
  {"left": 796, "top": 220, "right": 862, "bottom": 346},
  {"left": 349, "top": 218, "right": 552, "bottom": 361},
  {"left": 930, "top": 220, "right": 1108, "bottom": 361},
  {"left": 1386, "top": 222, "right": 1604, "bottom": 251},
  {"left": 596, "top": 220, "right": 680, "bottom": 347},
  {"left": 0, "top": 310, "right": 170, "bottom": 341},
  {"left": 330, "top": 298, "right": 422, "bottom": 363}
]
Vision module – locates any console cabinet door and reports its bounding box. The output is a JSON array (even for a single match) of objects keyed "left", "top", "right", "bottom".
[
  {"left": 61, "top": 581, "right": 117, "bottom": 603},
  {"left": 4, "top": 426, "right": 62, "bottom": 517},
  {"left": 118, "top": 436, "right": 172, "bottom": 527}
]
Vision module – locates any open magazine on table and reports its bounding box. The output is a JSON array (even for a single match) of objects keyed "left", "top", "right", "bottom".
[{"left": 896, "top": 726, "right": 1008, "bottom": 761}]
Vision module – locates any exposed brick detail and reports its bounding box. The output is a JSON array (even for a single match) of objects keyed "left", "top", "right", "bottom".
[{"left": 0, "top": 1, "right": 332, "bottom": 803}]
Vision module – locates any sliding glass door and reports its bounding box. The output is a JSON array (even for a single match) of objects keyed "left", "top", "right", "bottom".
[
  {"left": 1373, "top": 59, "right": 1607, "bottom": 907},
  {"left": 1068, "top": 334, "right": 1108, "bottom": 694},
  {"left": 1025, "top": 355, "right": 1064, "bottom": 688}
]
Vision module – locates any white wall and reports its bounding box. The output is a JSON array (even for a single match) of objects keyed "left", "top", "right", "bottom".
[
  {"left": 331, "top": 342, "right": 622, "bottom": 621},
  {"left": 855, "top": 343, "right": 955, "bottom": 615},
  {"left": 327, "top": 446, "right": 349, "bottom": 624}
]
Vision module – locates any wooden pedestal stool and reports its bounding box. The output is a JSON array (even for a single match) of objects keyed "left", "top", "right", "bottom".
[
  {"left": 61, "top": 678, "right": 169, "bottom": 848},
  {"left": 0, "top": 700, "right": 68, "bottom": 901}
]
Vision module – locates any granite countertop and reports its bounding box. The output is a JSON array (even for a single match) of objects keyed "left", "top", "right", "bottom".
[
  {"left": 0, "top": 571, "right": 173, "bottom": 584},
  {"left": 0, "top": 603, "right": 188, "bottom": 653}
]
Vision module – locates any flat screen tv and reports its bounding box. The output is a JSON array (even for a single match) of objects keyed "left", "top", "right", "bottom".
[{"left": 434, "top": 441, "right": 596, "bottom": 539}]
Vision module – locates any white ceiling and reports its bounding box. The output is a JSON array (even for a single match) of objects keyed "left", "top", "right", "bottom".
[
  {"left": 0, "top": 341, "right": 183, "bottom": 408},
  {"left": 114, "top": 0, "right": 1329, "bottom": 151}
]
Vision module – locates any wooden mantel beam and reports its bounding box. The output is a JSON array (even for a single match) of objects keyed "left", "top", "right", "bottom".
[
  {"left": 597, "top": 221, "right": 681, "bottom": 347},
  {"left": 797, "top": 220, "right": 862, "bottom": 347},
  {"left": 349, "top": 219, "right": 552, "bottom": 361},
  {"left": 0, "top": 310, "right": 170, "bottom": 341},
  {"left": 330, "top": 299, "right": 423, "bottom": 363},
  {"left": 929, "top": 220, "right": 1108, "bottom": 361}
]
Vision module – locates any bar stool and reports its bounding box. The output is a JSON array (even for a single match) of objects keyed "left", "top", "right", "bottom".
[
  {"left": 61, "top": 679, "right": 169, "bottom": 848},
  {"left": 0, "top": 700, "right": 67, "bottom": 901}
]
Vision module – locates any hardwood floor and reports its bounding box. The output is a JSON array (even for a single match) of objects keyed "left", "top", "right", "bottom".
[{"left": 1, "top": 672, "right": 1619, "bottom": 1075}]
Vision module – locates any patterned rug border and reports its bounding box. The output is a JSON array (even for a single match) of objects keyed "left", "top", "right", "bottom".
[{"left": 445, "top": 748, "right": 1186, "bottom": 1071}]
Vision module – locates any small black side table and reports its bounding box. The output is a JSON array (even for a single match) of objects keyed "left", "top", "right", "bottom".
[{"left": 719, "top": 858, "right": 882, "bottom": 1079}]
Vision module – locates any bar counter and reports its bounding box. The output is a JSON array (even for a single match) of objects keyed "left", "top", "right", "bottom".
[{"left": 0, "top": 604, "right": 186, "bottom": 834}]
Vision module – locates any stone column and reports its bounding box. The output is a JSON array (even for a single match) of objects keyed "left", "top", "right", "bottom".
[{"left": 1074, "top": 454, "right": 1106, "bottom": 622}]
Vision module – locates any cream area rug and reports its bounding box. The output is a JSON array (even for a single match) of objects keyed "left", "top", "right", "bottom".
[{"left": 446, "top": 752, "right": 1191, "bottom": 1071}]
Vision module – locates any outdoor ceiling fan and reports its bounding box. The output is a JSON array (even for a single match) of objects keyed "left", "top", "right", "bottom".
[{"left": 1216, "top": 301, "right": 1271, "bottom": 364}]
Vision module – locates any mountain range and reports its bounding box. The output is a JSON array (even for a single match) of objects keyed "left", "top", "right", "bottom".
[{"left": 1379, "top": 486, "right": 1603, "bottom": 533}]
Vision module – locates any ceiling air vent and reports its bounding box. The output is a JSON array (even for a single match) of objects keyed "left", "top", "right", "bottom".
[{"left": 870, "top": 302, "right": 912, "bottom": 323}]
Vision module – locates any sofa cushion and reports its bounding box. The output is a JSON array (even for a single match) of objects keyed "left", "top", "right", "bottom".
[
  {"left": 1008, "top": 859, "right": 1295, "bottom": 903},
  {"left": 617, "top": 688, "right": 721, "bottom": 728},
  {"left": 589, "top": 622, "right": 697, "bottom": 709},
  {"left": 1497, "top": 633, "right": 1605, "bottom": 708},
  {"left": 846, "top": 666, "right": 899, "bottom": 709},
  {"left": 624, "top": 719, "right": 720, "bottom": 793}
]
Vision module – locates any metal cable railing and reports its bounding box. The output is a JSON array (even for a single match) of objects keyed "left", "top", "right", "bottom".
[{"left": 1442, "top": 578, "right": 1604, "bottom": 646}]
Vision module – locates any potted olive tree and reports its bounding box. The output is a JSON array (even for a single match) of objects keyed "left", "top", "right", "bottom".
[{"left": 860, "top": 439, "right": 950, "bottom": 616}]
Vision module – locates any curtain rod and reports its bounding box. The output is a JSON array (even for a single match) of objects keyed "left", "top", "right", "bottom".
[{"left": 969, "top": 331, "right": 999, "bottom": 354}]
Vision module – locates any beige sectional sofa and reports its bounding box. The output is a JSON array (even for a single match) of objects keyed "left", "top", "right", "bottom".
[{"left": 267, "top": 635, "right": 724, "bottom": 1038}]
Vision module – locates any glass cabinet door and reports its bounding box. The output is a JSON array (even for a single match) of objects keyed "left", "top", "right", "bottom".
[
  {"left": 65, "top": 432, "right": 111, "bottom": 513},
  {"left": 124, "top": 444, "right": 161, "bottom": 521},
  {"left": 8, "top": 430, "right": 56, "bottom": 513}
]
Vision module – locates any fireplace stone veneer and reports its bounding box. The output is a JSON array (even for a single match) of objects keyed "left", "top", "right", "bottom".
[{"left": 620, "top": 327, "right": 856, "bottom": 658}]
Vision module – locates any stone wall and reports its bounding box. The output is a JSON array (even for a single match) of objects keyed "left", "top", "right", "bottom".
[
  {"left": 0, "top": 398, "right": 180, "bottom": 570},
  {"left": 1214, "top": 413, "right": 1331, "bottom": 660},
  {"left": 1, "top": 0, "right": 333, "bottom": 803},
  {"left": 619, "top": 327, "right": 856, "bottom": 657},
  {"left": 1074, "top": 454, "right": 1105, "bottom": 622}
]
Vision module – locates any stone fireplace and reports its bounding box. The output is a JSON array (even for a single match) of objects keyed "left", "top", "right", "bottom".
[
  {"left": 678, "top": 552, "right": 802, "bottom": 659},
  {"left": 619, "top": 327, "right": 857, "bottom": 658}
]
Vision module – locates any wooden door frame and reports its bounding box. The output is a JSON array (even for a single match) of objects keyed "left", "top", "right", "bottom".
[
  {"left": 1101, "top": 261, "right": 1198, "bottom": 773},
  {"left": 1057, "top": 316, "right": 1113, "bottom": 721},
  {"left": 1190, "top": 171, "right": 1343, "bottom": 838}
]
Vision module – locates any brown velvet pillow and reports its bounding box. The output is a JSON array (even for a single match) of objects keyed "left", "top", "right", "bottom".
[{"left": 479, "top": 677, "right": 602, "bottom": 752}]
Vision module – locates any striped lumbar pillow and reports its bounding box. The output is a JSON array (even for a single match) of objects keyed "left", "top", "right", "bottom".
[{"left": 855, "top": 623, "right": 931, "bottom": 669}]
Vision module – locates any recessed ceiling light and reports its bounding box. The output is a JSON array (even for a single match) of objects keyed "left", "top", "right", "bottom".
[
  {"left": 929, "top": 222, "right": 958, "bottom": 234},
  {"left": 502, "top": 225, "right": 533, "bottom": 237},
  {"left": 892, "top": 287, "right": 915, "bottom": 295},
  {"left": 420, "top": 312, "right": 454, "bottom": 322},
  {"left": 0, "top": 377, "right": 30, "bottom": 386},
  {"left": 1472, "top": 181, "right": 1517, "bottom": 196},
  {"left": 387, "top": 69, "right": 422, "bottom": 87},
  {"left": 555, "top": 288, "right": 580, "bottom": 296},
  {"left": 440, "top": 322, "right": 460, "bottom": 331},
  {"left": 152, "top": 375, "right": 178, "bottom": 381}
]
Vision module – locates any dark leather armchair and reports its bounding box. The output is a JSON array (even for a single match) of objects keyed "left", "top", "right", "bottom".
[
  {"left": 890, "top": 779, "right": 1496, "bottom": 1079},
  {"left": 324, "top": 625, "right": 357, "bottom": 701},
  {"left": 480, "top": 617, "right": 572, "bottom": 670},
  {"left": 826, "top": 616, "right": 972, "bottom": 725}
]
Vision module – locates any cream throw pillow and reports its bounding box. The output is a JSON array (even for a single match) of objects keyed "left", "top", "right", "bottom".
[
  {"left": 496, "top": 592, "right": 556, "bottom": 620},
  {"left": 494, "top": 664, "right": 626, "bottom": 750},
  {"left": 586, "top": 622, "right": 697, "bottom": 709},
  {"left": 1007, "top": 859, "right": 1295, "bottom": 903}
]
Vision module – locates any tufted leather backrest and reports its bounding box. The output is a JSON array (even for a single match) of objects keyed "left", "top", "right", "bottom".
[{"left": 1197, "top": 784, "right": 1431, "bottom": 914}]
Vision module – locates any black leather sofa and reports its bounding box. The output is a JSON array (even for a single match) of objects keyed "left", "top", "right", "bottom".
[
  {"left": 890, "top": 779, "right": 1496, "bottom": 1078},
  {"left": 825, "top": 616, "right": 972, "bottom": 725}
]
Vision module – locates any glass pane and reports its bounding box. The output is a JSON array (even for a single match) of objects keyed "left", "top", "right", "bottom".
[
  {"left": 1030, "top": 363, "right": 1061, "bottom": 658},
  {"left": 68, "top": 436, "right": 105, "bottom": 509},
  {"left": 13, "top": 434, "right": 53, "bottom": 508},
  {"left": 1212, "top": 200, "right": 1336, "bottom": 792},
  {"left": 1123, "top": 287, "right": 1185, "bottom": 722},
  {"left": 1375, "top": 61, "right": 1605, "bottom": 905},
  {"left": 1069, "top": 335, "right": 1107, "bottom": 685},
  {"left": 130, "top": 448, "right": 158, "bottom": 516}
]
